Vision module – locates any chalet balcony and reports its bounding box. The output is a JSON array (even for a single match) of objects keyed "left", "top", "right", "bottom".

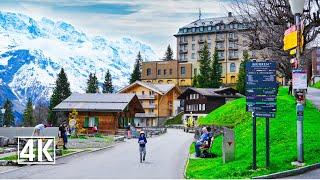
[
  {"left": 137, "top": 95, "right": 155, "bottom": 100},
  {"left": 179, "top": 49, "right": 188, "bottom": 54},
  {"left": 135, "top": 113, "right": 157, "bottom": 118},
  {"left": 143, "top": 103, "right": 157, "bottom": 109}
]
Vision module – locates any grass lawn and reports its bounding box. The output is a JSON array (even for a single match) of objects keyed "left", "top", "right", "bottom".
[
  {"left": 186, "top": 87, "right": 320, "bottom": 179},
  {"left": 165, "top": 112, "right": 184, "bottom": 125},
  {"left": 311, "top": 81, "right": 320, "bottom": 89}
]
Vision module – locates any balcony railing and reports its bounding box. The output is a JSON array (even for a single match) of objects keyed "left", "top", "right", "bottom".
[
  {"left": 228, "top": 36, "right": 238, "bottom": 41},
  {"left": 137, "top": 95, "right": 155, "bottom": 99},
  {"left": 143, "top": 103, "right": 157, "bottom": 109},
  {"left": 215, "top": 37, "right": 225, "bottom": 42},
  {"left": 179, "top": 41, "right": 188, "bottom": 45},
  {"left": 179, "top": 49, "right": 188, "bottom": 54},
  {"left": 198, "top": 39, "right": 205, "bottom": 44},
  {"left": 228, "top": 55, "right": 239, "bottom": 60},
  {"left": 228, "top": 45, "right": 239, "bottom": 49},
  {"left": 216, "top": 46, "right": 225, "bottom": 50}
]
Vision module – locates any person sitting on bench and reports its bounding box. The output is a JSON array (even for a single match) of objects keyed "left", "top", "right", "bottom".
[{"left": 195, "top": 127, "right": 209, "bottom": 157}]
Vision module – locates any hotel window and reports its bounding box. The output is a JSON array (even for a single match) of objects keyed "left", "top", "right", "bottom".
[
  {"left": 234, "top": 23, "right": 238, "bottom": 29},
  {"left": 208, "top": 34, "right": 211, "bottom": 40},
  {"left": 149, "top": 91, "right": 154, "bottom": 95},
  {"left": 183, "top": 28, "right": 187, "bottom": 33},
  {"left": 157, "top": 69, "right": 161, "bottom": 75},
  {"left": 200, "top": 26, "right": 204, "bottom": 32},
  {"left": 164, "top": 69, "right": 167, "bottom": 75},
  {"left": 192, "top": 28, "right": 196, "bottom": 32},
  {"left": 229, "top": 32, "right": 234, "bottom": 39},
  {"left": 169, "top": 69, "right": 172, "bottom": 75},
  {"left": 181, "top": 66, "right": 186, "bottom": 75},
  {"left": 192, "top": 36, "right": 195, "bottom": 41},
  {"left": 192, "top": 53, "right": 195, "bottom": 59},
  {"left": 87, "top": 117, "right": 98, "bottom": 128},
  {"left": 208, "top": 26, "right": 212, "bottom": 31},
  {"left": 147, "top": 68, "right": 152, "bottom": 76},
  {"left": 218, "top": 51, "right": 224, "bottom": 58},
  {"left": 199, "top": 104, "right": 202, "bottom": 111},
  {"left": 230, "top": 63, "right": 236, "bottom": 72},
  {"left": 192, "top": 44, "right": 195, "bottom": 50},
  {"left": 184, "top": 36, "right": 187, "bottom": 42},
  {"left": 200, "top": 34, "right": 203, "bottom": 40},
  {"left": 202, "top": 104, "right": 206, "bottom": 111}
]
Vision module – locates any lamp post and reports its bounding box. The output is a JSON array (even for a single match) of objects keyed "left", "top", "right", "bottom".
[
  {"left": 289, "top": 0, "right": 306, "bottom": 165},
  {"left": 1, "top": 108, "right": 6, "bottom": 127}
]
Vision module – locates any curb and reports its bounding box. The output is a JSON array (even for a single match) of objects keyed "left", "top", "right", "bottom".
[
  {"left": 55, "top": 149, "right": 88, "bottom": 160},
  {"left": 253, "top": 163, "right": 320, "bottom": 179},
  {"left": 88, "top": 145, "right": 114, "bottom": 153},
  {"left": 184, "top": 154, "right": 191, "bottom": 179}
]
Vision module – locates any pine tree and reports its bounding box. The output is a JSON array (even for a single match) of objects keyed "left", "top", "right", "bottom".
[
  {"left": 48, "top": 68, "right": 71, "bottom": 126},
  {"left": 197, "top": 42, "right": 212, "bottom": 88},
  {"left": 103, "top": 69, "right": 114, "bottom": 93},
  {"left": 129, "top": 51, "right": 143, "bottom": 84},
  {"left": 23, "top": 98, "right": 35, "bottom": 126},
  {"left": 86, "top": 73, "right": 99, "bottom": 93},
  {"left": 210, "top": 49, "right": 222, "bottom": 88},
  {"left": 236, "top": 51, "right": 250, "bottom": 95},
  {"left": 2, "top": 99, "right": 14, "bottom": 126},
  {"left": 192, "top": 75, "right": 198, "bottom": 87},
  {"left": 164, "top": 45, "right": 174, "bottom": 61}
]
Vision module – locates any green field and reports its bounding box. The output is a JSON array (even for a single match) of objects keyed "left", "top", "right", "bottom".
[
  {"left": 311, "top": 81, "right": 320, "bottom": 89},
  {"left": 186, "top": 87, "right": 320, "bottom": 179}
]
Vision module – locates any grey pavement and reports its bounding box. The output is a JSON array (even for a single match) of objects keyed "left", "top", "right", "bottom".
[
  {"left": 307, "top": 87, "right": 320, "bottom": 110},
  {"left": 0, "top": 129, "right": 193, "bottom": 179},
  {"left": 284, "top": 168, "right": 320, "bottom": 179}
]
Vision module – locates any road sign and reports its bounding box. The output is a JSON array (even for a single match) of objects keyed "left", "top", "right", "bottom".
[
  {"left": 283, "top": 31, "right": 298, "bottom": 51},
  {"left": 292, "top": 70, "right": 307, "bottom": 90}
]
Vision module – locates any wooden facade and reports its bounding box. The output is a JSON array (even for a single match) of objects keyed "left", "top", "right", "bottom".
[{"left": 53, "top": 93, "right": 144, "bottom": 134}]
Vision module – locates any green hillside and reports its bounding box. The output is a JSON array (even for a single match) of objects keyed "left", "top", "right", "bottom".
[{"left": 186, "top": 87, "right": 320, "bottom": 178}]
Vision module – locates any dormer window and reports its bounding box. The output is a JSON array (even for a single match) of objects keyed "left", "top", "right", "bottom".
[
  {"left": 208, "top": 26, "right": 212, "bottom": 31},
  {"left": 192, "top": 27, "right": 195, "bottom": 32},
  {"left": 200, "top": 26, "right": 204, "bottom": 32},
  {"left": 183, "top": 28, "right": 187, "bottom": 33}
]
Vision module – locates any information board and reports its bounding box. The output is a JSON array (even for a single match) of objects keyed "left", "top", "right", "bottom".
[
  {"left": 246, "top": 61, "right": 277, "bottom": 118},
  {"left": 292, "top": 70, "right": 307, "bottom": 90}
]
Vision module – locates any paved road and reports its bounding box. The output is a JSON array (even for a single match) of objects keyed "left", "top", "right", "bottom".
[
  {"left": 1, "top": 129, "right": 193, "bottom": 179},
  {"left": 284, "top": 169, "right": 320, "bottom": 179},
  {"left": 307, "top": 87, "right": 320, "bottom": 110}
]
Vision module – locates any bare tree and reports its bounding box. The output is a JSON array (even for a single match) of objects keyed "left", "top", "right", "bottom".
[{"left": 232, "top": 0, "right": 320, "bottom": 80}]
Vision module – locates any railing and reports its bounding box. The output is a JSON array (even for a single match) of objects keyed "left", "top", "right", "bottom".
[
  {"left": 179, "top": 41, "right": 188, "bottom": 45},
  {"left": 198, "top": 39, "right": 205, "bottom": 43},
  {"left": 142, "top": 103, "right": 157, "bottom": 109},
  {"left": 179, "top": 49, "right": 188, "bottom": 54},
  {"left": 137, "top": 95, "right": 155, "bottom": 99}
]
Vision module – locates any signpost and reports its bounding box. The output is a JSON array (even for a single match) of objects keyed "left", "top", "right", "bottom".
[{"left": 246, "top": 61, "right": 277, "bottom": 170}]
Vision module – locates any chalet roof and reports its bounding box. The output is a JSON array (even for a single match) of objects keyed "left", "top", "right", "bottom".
[
  {"left": 178, "top": 87, "right": 239, "bottom": 99},
  {"left": 53, "top": 93, "right": 144, "bottom": 112},
  {"left": 118, "top": 81, "right": 181, "bottom": 95}
]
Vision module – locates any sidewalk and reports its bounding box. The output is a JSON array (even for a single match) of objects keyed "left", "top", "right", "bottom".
[{"left": 307, "top": 87, "right": 320, "bottom": 110}]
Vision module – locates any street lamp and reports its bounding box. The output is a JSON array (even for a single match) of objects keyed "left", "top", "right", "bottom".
[
  {"left": 289, "top": 0, "right": 306, "bottom": 165},
  {"left": 1, "top": 108, "right": 6, "bottom": 127}
]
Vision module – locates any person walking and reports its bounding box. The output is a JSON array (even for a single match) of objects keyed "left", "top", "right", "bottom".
[
  {"left": 138, "top": 131, "right": 147, "bottom": 163},
  {"left": 32, "top": 123, "right": 47, "bottom": 136},
  {"left": 58, "top": 122, "right": 68, "bottom": 149},
  {"left": 288, "top": 80, "right": 293, "bottom": 95}
]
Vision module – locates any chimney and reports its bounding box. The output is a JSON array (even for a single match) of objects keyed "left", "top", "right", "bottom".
[{"left": 228, "top": 12, "right": 232, "bottom": 17}]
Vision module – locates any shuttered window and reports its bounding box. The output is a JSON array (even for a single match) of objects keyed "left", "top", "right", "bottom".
[{"left": 84, "top": 116, "right": 99, "bottom": 128}]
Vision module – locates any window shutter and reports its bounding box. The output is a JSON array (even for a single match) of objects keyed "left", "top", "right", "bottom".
[
  {"left": 84, "top": 117, "right": 89, "bottom": 128},
  {"left": 95, "top": 117, "right": 99, "bottom": 127}
]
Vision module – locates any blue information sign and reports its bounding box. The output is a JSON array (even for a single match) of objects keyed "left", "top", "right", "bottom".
[{"left": 246, "top": 61, "right": 277, "bottom": 118}]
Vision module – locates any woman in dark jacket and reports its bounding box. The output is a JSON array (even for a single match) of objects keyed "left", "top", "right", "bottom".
[{"left": 59, "top": 123, "right": 68, "bottom": 149}]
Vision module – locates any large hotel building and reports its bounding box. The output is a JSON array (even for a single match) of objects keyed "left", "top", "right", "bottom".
[
  {"left": 174, "top": 12, "right": 263, "bottom": 84},
  {"left": 141, "top": 12, "right": 265, "bottom": 86}
]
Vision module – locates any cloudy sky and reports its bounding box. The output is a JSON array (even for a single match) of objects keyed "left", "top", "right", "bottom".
[{"left": 0, "top": 0, "right": 234, "bottom": 58}]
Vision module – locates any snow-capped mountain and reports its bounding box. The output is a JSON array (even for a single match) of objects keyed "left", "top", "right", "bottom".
[{"left": 0, "top": 11, "right": 157, "bottom": 123}]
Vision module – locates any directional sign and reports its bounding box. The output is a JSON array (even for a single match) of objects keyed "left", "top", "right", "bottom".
[
  {"left": 253, "top": 112, "right": 275, "bottom": 118},
  {"left": 283, "top": 31, "right": 297, "bottom": 51},
  {"left": 246, "top": 61, "right": 277, "bottom": 117}
]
